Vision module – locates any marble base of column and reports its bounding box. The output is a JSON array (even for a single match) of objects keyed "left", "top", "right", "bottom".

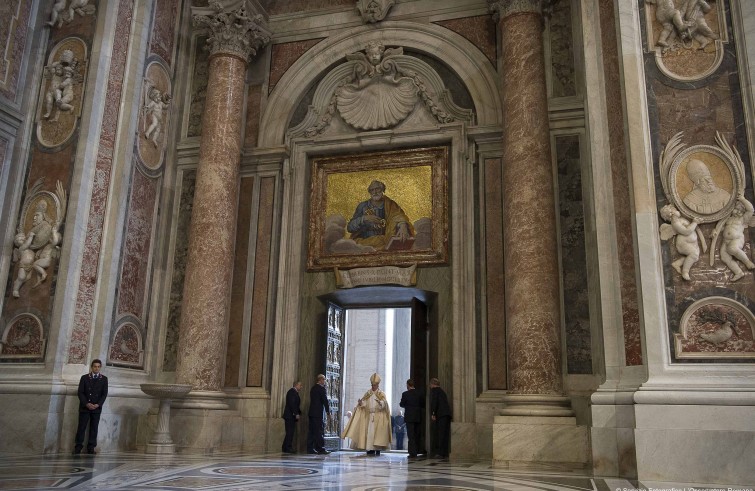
[
  {"left": 171, "top": 390, "right": 230, "bottom": 410},
  {"left": 499, "top": 394, "right": 574, "bottom": 417}
]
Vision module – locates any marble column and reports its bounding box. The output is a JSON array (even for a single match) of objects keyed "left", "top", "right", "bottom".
[
  {"left": 176, "top": 4, "right": 270, "bottom": 401},
  {"left": 490, "top": 0, "right": 566, "bottom": 407},
  {"left": 488, "top": 0, "right": 588, "bottom": 465}
]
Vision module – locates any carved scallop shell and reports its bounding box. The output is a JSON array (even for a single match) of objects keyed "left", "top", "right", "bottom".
[{"left": 337, "top": 76, "right": 418, "bottom": 130}]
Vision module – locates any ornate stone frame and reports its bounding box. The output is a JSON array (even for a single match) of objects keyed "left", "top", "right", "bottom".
[{"left": 674, "top": 296, "right": 755, "bottom": 359}]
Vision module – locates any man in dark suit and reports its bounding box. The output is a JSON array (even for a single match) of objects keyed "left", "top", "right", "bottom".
[
  {"left": 282, "top": 380, "right": 303, "bottom": 453},
  {"left": 430, "top": 377, "right": 451, "bottom": 459},
  {"left": 74, "top": 359, "right": 108, "bottom": 455},
  {"left": 399, "top": 378, "right": 424, "bottom": 458},
  {"left": 307, "top": 374, "right": 331, "bottom": 455}
]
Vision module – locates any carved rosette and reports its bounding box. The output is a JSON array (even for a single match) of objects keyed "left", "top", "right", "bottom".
[
  {"left": 488, "top": 0, "right": 544, "bottom": 20},
  {"left": 192, "top": 2, "right": 271, "bottom": 62}
]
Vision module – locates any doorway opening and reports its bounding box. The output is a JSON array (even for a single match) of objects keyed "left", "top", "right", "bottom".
[
  {"left": 341, "top": 308, "right": 411, "bottom": 452},
  {"left": 318, "top": 286, "right": 435, "bottom": 452}
]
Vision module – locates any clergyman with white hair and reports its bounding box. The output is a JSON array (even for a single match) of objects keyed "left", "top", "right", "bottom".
[{"left": 341, "top": 373, "right": 392, "bottom": 456}]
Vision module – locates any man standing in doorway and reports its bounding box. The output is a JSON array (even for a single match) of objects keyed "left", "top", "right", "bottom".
[
  {"left": 307, "top": 374, "right": 331, "bottom": 455},
  {"left": 430, "top": 377, "right": 451, "bottom": 459},
  {"left": 282, "top": 380, "right": 302, "bottom": 453},
  {"left": 399, "top": 379, "right": 424, "bottom": 458},
  {"left": 74, "top": 359, "right": 108, "bottom": 455}
]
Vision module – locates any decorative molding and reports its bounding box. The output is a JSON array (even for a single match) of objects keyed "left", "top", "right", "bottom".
[
  {"left": 488, "top": 0, "right": 543, "bottom": 20},
  {"left": 295, "top": 42, "right": 473, "bottom": 138},
  {"left": 0, "top": 313, "right": 45, "bottom": 360},
  {"left": 356, "top": 0, "right": 394, "bottom": 23},
  {"left": 674, "top": 296, "right": 755, "bottom": 359},
  {"left": 192, "top": 1, "right": 271, "bottom": 62}
]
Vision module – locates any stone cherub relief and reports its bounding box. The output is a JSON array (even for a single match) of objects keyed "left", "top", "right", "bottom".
[
  {"left": 47, "top": 0, "right": 96, "bottom": 28},
  {"left": 645, "top": 0, "right": 718, "bottom": 51},
  {"left": 143, "top": 85, "right": 172, "bottom": 147},
  {"left": 305, "top": 42, "right": 464, "bottom": 137},
  {"left": 11, "top": 179, "right": 67, "bottom": 298},
  {"left": 41, "top": 49, "right": 82, "bottom": 123},
  {"left": 356, "top": 0, "right": 395, "bottom": 23},
  {"left": 659, "top": 132, "right": 755, "bottom": 282}
]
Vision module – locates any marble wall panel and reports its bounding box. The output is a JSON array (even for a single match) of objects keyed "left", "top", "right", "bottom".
[
  {"left": 187, "top": 36, "right": 208, "bottom": 138},
  {"left": 2, "top": 144, "right": 75, "bottom": 363},
  {"left": 0, "top": 137, "right": 7, "bottom": 178},
  {"left": 268, "top": 38, "right": 323, "bottom": 95},
  {"left": 69, "top": 0, "right": 136, "bottom": 364},
  {"left": 549, "top": 0, "right": 576, "bottom": 97},
  {"left": 149, "top": 0, "right": 180, "bottom": 67},
  {"left": 115, "top": 169, "right": 159, "bottom": 321},
  {"left": 244, "top": 85, "right": 262, "bottom": 147},
  {"left": 261, "top": 0, "right": 353, "bottom": 16},
  {"left": 163, "top": 170, "right": 196, "bottom": 371},
  {"left": 0, "top": 0, "right": 31, "bottom": 102},
  {"left": 434, "top": 16, "right": 497, "bottom": 68},
  {"left": 225, "top": 176, "right": 254, "bottom": 388},
  {"left": 483, "top": 158, "right": 506, "bottom": 390},
  {"left": 643, "top": 1, "right": 755, "bottom": 363},
  {"left": 556, "top": 135, "right": 592, "bottom": 374},
  {"left": 247, "top": 177, "right": 276, "bottom": 387},
  {"left": 599, "top": 0, "right": 642, "bottom": 366}
]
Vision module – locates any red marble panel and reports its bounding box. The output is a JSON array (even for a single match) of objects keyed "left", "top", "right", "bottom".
[
  {"left": 149, "top": 0, "right": 180, "bottom": 66},
  {"left": 0, "top": 0, "right": 31, "bottom": 102},
  {"left": 484, "top": 158, "right": 506, "bottom": 390},
  {"left": 225, "top": 176, "right": 255, "bottom": 388},
  {"left": 269, "top": 38, "right": 323, "bottom": 94},
  {"left": 68, "top": 0, "right": 135, "bottom": 364},
  {"left": 247, "top": 177, "right": 275, "bottom": 387},
  {"left": 244, "top": 85, "right": 262, "bottom": 147},
  {"left": 261, "top": 0, "right": 352, "bottom": 16},
  {"left": 116, "top": 168, "right": 159, "bottom": 319},
  {"left": 599, "top": 0, "right": 642, "bottom": 366},
  {"left": 434, "top": 16, "right": 497, "bottom": 67}
]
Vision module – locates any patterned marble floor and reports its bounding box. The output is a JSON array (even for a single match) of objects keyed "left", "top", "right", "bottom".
[{"left": 0, "top": 450, "right": 726, "bottom": 491}]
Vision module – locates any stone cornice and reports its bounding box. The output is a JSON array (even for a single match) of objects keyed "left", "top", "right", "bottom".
[
  {"left": 193, "top": 1, "right": 271, "bottom": 62},
  {"left": 488, "top": 0, "right": 544, "bottom": 20}
]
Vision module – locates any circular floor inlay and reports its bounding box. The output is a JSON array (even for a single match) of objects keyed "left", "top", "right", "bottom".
[{"left": 210, "top": 466, "right": 318, "bottom": 477}]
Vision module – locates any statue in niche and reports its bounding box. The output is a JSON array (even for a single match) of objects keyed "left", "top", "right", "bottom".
[
  {"left": 12, "top": 181, "right": 67, "bottom": 298},
  {"left": 143, "top": 86, "right": 172, "bottom": 147},
  {"left": 659, "top": 204, "right": 702, "bottom": 281},
  {"left": 42, "top": 50, "right": 82, "bottom": 122},
  {"left": 356, "top": 0, "right": 395, "bottom": 23},
  {"left": 645, "top": 0, "right": 718, "bottom": 50},
  {"left": 46, "top": 0, "right": 96, "bottom": 28},
  {"left": 710, "top": 194, "right": 755, "bottom": 281}
]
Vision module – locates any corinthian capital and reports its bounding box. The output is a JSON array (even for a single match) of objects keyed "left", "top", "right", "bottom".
[
  {"left": 193, "top": 1, "right": 271, "bottom": 62},
  {"left": 488, "top": 0, "right": 546, "bottom": 20}
]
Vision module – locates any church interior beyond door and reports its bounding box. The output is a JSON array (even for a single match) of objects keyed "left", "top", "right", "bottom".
[{"left": 341, "top": 308, "right": 411, "bottom": 451}]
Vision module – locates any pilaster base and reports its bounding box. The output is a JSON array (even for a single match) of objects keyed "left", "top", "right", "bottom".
[{"left": 492, "top": 415, "right": 590, "bottom": 466}]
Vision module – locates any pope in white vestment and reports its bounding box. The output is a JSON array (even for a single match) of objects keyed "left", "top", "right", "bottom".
[{"left": 341, "top": 373, "right": 392, "bottom": 454}]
